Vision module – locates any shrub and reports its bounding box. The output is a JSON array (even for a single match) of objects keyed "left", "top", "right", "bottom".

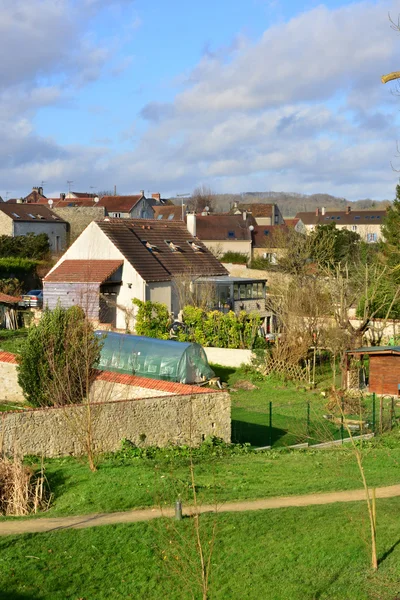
[
  {"left": 220, "top": 251, "right": 248, "bottom": 264},
  {"left": 0, "top": 233, "right": 50, "bottom": 260},
  {"left": 132, "top": 298, "right": 171, "bottom": 339},
  {"left": 17, "top": 305, "right": 102, "bottom": 407}
]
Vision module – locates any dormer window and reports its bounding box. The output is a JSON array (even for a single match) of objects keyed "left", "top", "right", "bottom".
[
  {"left": 188, "top": 240, "right": 203, "bottom": 252},
  {"left": 143, "top": 240, "right": 159, "bottom": 253},
  {"left": 166, "top": 240, "right": 182, "bottom": 252}
]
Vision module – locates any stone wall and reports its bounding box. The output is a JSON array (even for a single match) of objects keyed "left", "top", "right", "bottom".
[
  {"left": 54, "top": 206, "right": 105, "bottom": 243},
  {"left": 0, "top": 391, "right": 231, "bottom": 457},
  {"left": 204, "top": 347, "right": 253, "bottom": 368}
]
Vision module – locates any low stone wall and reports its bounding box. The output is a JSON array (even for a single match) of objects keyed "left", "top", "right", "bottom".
[
  {"left": 0, "top": 391, "right": 230, "bottom": 457},
  {"left": 204, "top": 347, "right": 253, "bottom": 368}
]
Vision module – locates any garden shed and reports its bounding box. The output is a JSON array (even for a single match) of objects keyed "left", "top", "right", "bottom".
[
  {"left": 347, "top": 346, "right": 400, "bottom": 396},
  {"left": 95, "top": 331, "right": 215, "bottom": 384}
]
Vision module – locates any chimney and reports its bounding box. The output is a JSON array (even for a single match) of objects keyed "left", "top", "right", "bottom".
[
  {"left": 242, "top": 210, "right": 247, "bottom": 221},
  {"left": 321, "top": 206, "right": 326, "bottom": 216},
  {"left": 114, "top": 185, "right": 117, "bottom": 196},
  {"left": 152, "top": 193, "right": 161, "bottom": 202},
  {"left": 315, "top": 208, "right": 320, "bottom": 216},
  {"left": 60, "top": 193, "right": 66, "bottom": 200},
  {"left": 140, "top": 190, "right": 145, "bottom": 197},
  {"left": 16, "top": 198, "right": 23, "bottom": 204},
  {"left": 38, "top": 187, "right": 43, "bottom": 196},
  {"left": 346, "top": 206, "right": 351, "bottom": 214},
  {"left": 187, "top": 213, "right": 196, "bottom": 237}
]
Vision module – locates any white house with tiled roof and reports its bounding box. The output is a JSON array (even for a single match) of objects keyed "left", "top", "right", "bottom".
[{"left": 43, "top": 219, "right": 228, "bottom": 330}]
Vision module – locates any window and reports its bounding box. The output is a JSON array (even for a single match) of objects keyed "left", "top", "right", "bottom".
[
  {"left": 370, "top": 216, "right": 375, "bottom": 219},
  {"left": 55, "top": 236, "right": 61, "bottom": 252},
  {"left": 157, "top": 214, "right": 163, "bottom": 220},
  {"left": 355, "top": 216, "right": 360, "bottom": 220},
  {"left": 165, "top": 240, "right": 182, "bottom": 252},
  {"left": 336, "top": 217, "right": 340, "bottom": 220},
  {"left": 233, "top": 284, "right": 239, "bottom": 300},
  {"left": 168, "top": 214, "right": 174, "bottom": 220},
  {"left": 264, "top": 230, "right": 270, "bottom": 235},
  {"left": 352, "top": 225, "right": 357, "bottom": 231},
  {"left": 239, "top": 284, "right": 246, "bottom": 299},
  {"left": 228, "top": 231, "right": 235, "bottom": 239},
  {"left": 377, "top": 216, "right": 381, "bottom": 219},
  {"left": 325, "top": 216, "right": 330, "bottom": 220},
  {"left": 331, "top": 216, "right": 335, "bottom": 220},
  {"left": 11, "top": 213, "right": 20, "bottom": 218},
  {"left": 28, "top": 213, "right": 36, "bottom": 219},
  {"left": 112, "top": 212, "right": 121, "bottom": 218},
  {"left": 367, "top": 233, "right": 377, "bottom": 243}
]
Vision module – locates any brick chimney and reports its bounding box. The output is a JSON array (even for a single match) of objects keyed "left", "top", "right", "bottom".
[
  {"left": 152, "top": 193, "right": 161, "bottom": 202},
  {"left": 346, "top": 206, "right": 351, "bottom": 214},
  {"left": 315, "top": 208, "right": 320, "bottom": 216}
]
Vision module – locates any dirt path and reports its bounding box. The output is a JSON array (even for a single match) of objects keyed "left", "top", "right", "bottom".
[{"left": 2, "top": 484, "right": 400, "bottom": 537}]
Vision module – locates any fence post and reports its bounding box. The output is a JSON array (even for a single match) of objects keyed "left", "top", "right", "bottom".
[
  {"left": 372, "top": 393, "right": 376, "bottom": 434},
  {"left": 307, "top": 402, "right": 311, "bottom": 442},
  {"left": 269, "top": 401, "right": 273, "bottom": 448},
  {"left": 390, "top": 397, "right": 395, "bottom": 431},
  {"left": 379, "top": 397, "right": 384, "bottom": 434},
  {"left": 341, "top": 396, "right": 344, "bottom": 444}
]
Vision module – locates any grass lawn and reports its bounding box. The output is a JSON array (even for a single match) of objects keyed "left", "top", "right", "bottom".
[
  {"left": 0, "top": 329, "right": 27, "bottom": 354},
  {"left": 211, "top": 364, "right": 383, "bottom": 448},
  {"left": 1, "top": 498, "right": 400, "bottom": 599},
  {"left": 1, "top": 433, "right": 399, "bottom": 520}
]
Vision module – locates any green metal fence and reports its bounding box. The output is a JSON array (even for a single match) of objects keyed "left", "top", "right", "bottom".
[{"left": 231, "top": 393, "right": 399, "bottom": 448}]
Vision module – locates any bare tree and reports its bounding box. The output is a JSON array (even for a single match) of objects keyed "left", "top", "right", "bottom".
[{"left": 187, "top": 185, "right": 215, "bottom": 213}]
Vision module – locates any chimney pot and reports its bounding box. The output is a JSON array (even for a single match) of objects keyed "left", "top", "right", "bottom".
[
  {"left": 315, "top": 208, "right": 320, "bottom": 216},
  {"left": 321, "top": 206, "right": 326, "bottom": 216},
  {"left": 346, "top": 206, "right": 351, "bottom": 214}
]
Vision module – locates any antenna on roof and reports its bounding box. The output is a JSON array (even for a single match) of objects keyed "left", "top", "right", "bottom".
[{"left": 67, "top": 180, "right": 73, "bottom": 193}]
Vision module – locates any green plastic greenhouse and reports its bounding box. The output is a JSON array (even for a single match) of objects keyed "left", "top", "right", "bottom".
[{"left": 95, "top": 331, "right": 215, "bottom": 384}]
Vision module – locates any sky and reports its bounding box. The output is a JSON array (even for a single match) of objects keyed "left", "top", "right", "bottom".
[{"left": 1, "top": 0, "right": 400, "bottom": 201}]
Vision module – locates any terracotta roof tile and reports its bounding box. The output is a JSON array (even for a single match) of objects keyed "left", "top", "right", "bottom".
[
  {"left": 0, "top": 204, "right": 67, "bottom": 223},
  {"left": 44, "top": 260, "right": 123, "bottom": 283},
  {"left": 0, "top": 351, "right": 18, "bottom": 364},
  {"left": 295, "top": 209, "right": 387, "bottom": 225},
  {"left": 95, "top": 370, "right": 214, "bottom": 394},
  {"left": 0, "top": 293, "right": 22, "bottom": 304},
  {"left": 98, "top": 195, "right": 144, "bottom": 213},
  {"left": 195, "top": 214, "right": 256, "bottom": 241}
]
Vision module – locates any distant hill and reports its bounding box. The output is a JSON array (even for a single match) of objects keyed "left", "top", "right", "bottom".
[{"left": 170, "top": 191, "right": 391, "bottom": 217}]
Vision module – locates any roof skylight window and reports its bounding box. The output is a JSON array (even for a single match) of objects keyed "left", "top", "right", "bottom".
[{"left": 11, "top": 213, "right": 20, "bottom": 218}]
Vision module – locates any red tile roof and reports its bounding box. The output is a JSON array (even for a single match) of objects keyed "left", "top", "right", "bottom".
[
  {"left": 295, "top": 209, "right": 387, "bottom": 225},
  {"left": 153, "top": 205, "right": 183, "bottom": 220},
  {"left": 232, "top": 203, "right": 274, "bottom": 218},
  {"left": 0, "top": 351, "right": 18, "bottom": 364},
  {"left": 195, "top": 214, "right": 256, "bottom": 241},
  {"left": 0, "top": 293, "right": 22, "bottom": 304},
  {"left": 45, "top": 260, "right": 123, "bottom": 283},
  {"left": 35, "top": 198, "right": 100, "bottom": 208},
  {"left": 98, "top": 195, "right": 144, "bottom": 213},
  {"left": 95, "top": 370, "right": 214, "bottom": 395}
]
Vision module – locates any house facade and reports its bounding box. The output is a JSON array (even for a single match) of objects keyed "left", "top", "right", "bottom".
[
  {"left": 43, "top": 219, "right": 228, "bottom": 330},
  {"left": 186, "top": 213, "right": 256, "bottom": 259},
  {"left": 0, "top": 204, "right": 68, "bottom": 252},
  {"left": 230, "top": 202, "right": 285, "bottom": 226},
  {"left": 98, "top": 193, "right": 155, "bottom": 219},
  {"left": 295, "top": 207, "right": 386, "bottom": 243}
]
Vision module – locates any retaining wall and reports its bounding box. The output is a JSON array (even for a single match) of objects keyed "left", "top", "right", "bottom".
[
  {"left": 0, "top": 352, "right": 24, "bottom": 403},
  {"left": 0, "top": 391, "right": 230, "bottom": 457}
]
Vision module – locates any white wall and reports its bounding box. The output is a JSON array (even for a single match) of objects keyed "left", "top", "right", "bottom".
[{"left": 205, "top": 347, "right": 253, "bottom": 368}]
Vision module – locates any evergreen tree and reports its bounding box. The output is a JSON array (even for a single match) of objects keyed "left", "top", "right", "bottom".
[{"left": 381, "top": 184, "right": 400, "bottom": 279}]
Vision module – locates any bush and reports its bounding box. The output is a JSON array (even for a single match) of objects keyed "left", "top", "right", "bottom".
[
  {"left": 17, "top": 305, "right": 102, "bottom": 407},
  {"left": 0, "top": 233, "right": 50, "bottom": 260},
  {"left": 0, "top": 257, "right": 39, "bottom": 280},
  {"left": 220, "top": 251, "right": 248, "bottom": 264},
  {"left": 133, "top": 299, "right": 170, "bottom": 339}
]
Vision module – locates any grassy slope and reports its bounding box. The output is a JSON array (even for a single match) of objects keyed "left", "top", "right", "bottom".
[
  {"left": 2, "top": 498, "right": 400, "bottom": 599},
  {"left": 1, "top": 434, "right": 398, "bottom": 519}
]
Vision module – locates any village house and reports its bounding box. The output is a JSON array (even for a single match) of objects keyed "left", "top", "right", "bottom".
[
  {"left": 295, "top": 207, "right": 386, "bottom": 243},
  {"left": 230, "top": 202, "right": 285, "bottom": 226},
  {"left": 0, "top": 204, "right": 68, "bottom": 252},
  {"left": 43, "top": 218, "right": 228, "bottom": 330},
  {"left": 97, "top": 192, "right": 155, "bottom": 219}
]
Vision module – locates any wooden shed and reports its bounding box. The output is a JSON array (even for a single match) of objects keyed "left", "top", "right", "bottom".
[{"left": 347, "top": 347, "right": 400, "bottom": 396}]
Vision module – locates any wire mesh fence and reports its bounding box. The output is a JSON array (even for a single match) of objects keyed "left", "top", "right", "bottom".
[{"left": 231, "top": 393, "right": 399, "bottom": 448}]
